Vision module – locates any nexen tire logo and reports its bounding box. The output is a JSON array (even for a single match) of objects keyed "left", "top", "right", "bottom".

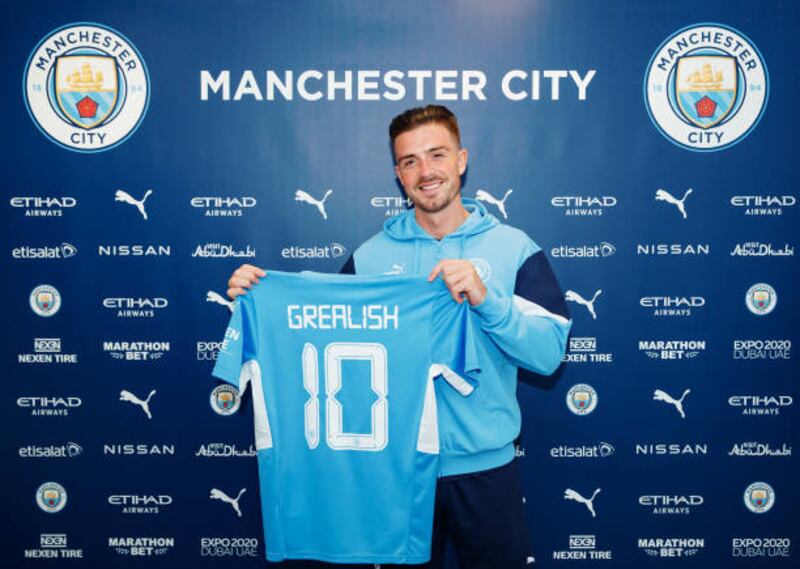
[{"left": 281, "top": 243, "right": 347, "bottom": 259}]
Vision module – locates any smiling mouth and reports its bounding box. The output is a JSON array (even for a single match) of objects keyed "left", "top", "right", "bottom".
[{"left": 417, "top": 179, "right": 445, "bottom": 193}]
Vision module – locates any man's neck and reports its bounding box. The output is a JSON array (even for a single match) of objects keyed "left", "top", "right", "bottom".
[{"left": 414, "top": 198, "right": 470, "bottom": 240}]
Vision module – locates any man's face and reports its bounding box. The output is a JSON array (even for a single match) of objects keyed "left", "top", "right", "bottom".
[{"left": 394, "top": 123, "right": 468, "bottom": 214}]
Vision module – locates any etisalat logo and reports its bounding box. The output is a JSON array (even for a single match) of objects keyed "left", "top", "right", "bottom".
[
  {"left": 564, "top": 488, "right": 601, "bottom": 518},
  {"left": 731, "top": 241, "right": 794, "bottom": 257},
  {"left": 19, "top": 442, "right": 83, "bottom": 459},
  {"left": 732, "top": 537, "right": 791, "bottom": 559},
  {"left": 281, "top": 242, "right": 347, "bottom": 260},
  {"left": 103, "top": 340, "right": 169, "bottom": 361},
  {"left": 18, "top": 337, "right": 78, "bottom": 365},
  {"left": 549, "top": 441, "right": 615, "bottom": 459},
  {"left": 108, "top": 537, "right": 174, "bottom": 557},
  {"left": 108, "top": 494, "right": 172, "bottom": 515},
  {"left": 191, "top": 196, "right": 257, "bottom": 217},
  {"left": 730, "top": 195, "right": 795, "bottom": 216},
  {"left": 200, "top": 537, "right": 259, "bottom": 558},
  {"left": 550, "top": 195, "right": 617, "bottom": 216},
  {"left": 729, "top": 442, "right": 792, "bottom": 458},
  {"left": 733, "top": 339, "right": 791, "bottom": 361},
  {"left": 17, "top": 396, "right": 82, "bottom": 417},
  {"left": 551, "top": 242, "right": 616, "bottom": 259},
  {"left": 639, "top": 339, "right": 705, "bottom": 360},
  {"left": 552, "top": 535, "right": 612, "bottom": 561},
  {"left": 640, "top": 295, "right": 705, "bottom": 317},
  {"left": 729, "top": 395, "right": 793, "bottom": 416},
  {"left": 192, "top": 243, "right": 256, "bottom": 259},
  {"left": 562, "top": 337, "right": 613, "bottom": 364},
  {"left": 24, "top": 534, "right": 83, "bottom": 560},
  {"left": 655, "top": 188, "right": 693, "bottom": 219},
  {"left": 370, "top": 195, "right": 412, "bottom": 217},
  {"left": 295, "top": 189, "right": 333, "bottom": 219},
  {"left": 565, "top": 289, "right": 602, "bottom": 320},
  {"left": 639, "top": 494, "right": 704, "bottom": 516},
  {"left": 638, "top": 538, "right": 704, "bottom": 558},
  {"left": 196, "top": 443, "right": 256, "bottom": 458},
  {"left": 10, "top": 195, "right": 77, "bottom": 217},
  {"left": 115, "top": 189, "right": 153, "bottom": 220},
  {"left": 103, "top": 297, "right": 168, "bottom": 318},
  {"left": 12, "top": 242, "right": 77, "bottom": 259},
  {"left": 475, "top": 189, "right": 513, "bottom": 219}
]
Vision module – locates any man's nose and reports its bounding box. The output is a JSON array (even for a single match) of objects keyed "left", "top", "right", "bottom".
[{"left": 418, "top": 157, "right": 434, "bottom": 178}]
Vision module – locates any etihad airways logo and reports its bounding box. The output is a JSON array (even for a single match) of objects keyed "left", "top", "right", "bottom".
[
  {"left": 730, "top": 195, "right": 795, "bottom": 216},
  {"left": 108, "top": 494, "right": 173, "bottom": 515},
  {"left": 639, "top": 495, "right": 704, "bottom": 516},
  {"left": 103, "top": 297, "right": 168, "bottom": 318},
  {"left": 17, "top": 396, "right": 81, "bottom": 417},
  {"left": 550, "top": 195, "right": 617, "bottom": 216},
  {"left": 640, "top": 295, "right": 705, "bottom": 317},
  {"left": 191, "top": 196, "right": 257, "bottom": 217},
  {"left": 370, "top": 195, "right": 412, "bottom": 217},
  {"left": 10, "top": 196, "right": 77, "bottom": 217},
  {"left": 729, "top": 395, "right": 792, "bottom": 416}
]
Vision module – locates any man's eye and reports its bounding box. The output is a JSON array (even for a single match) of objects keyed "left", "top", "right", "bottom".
[
  {"left": 402, "top": 159, "right": 415, "bottom": 168},
  {"left": 433, "top": 152, "right": 445, "bottom": 159}
]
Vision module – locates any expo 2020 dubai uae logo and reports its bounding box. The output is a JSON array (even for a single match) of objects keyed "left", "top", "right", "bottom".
[
  {"left": 644, "top": 23, "right": 768, "bottom": 152},
  {"left": 23, "top": 22, "right": 150, "bottom": 153}
]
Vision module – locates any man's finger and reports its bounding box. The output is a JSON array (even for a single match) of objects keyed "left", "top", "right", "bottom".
[
  {"left": 241, "top": 264, "right": 267, "bottom": 277},
  {"left": 428, "top": 261, "right": 446, "bottom": 282},
  {"left": 228, "top": 276, "right": 256, "bottom": 289},
  {"left": 226, "top": 287, "right": 247, "bottom": 300}
]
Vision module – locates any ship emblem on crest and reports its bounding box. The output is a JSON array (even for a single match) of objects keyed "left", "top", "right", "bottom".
[{"left": 675, "top": 56, "right": 737, "bottom": 128}]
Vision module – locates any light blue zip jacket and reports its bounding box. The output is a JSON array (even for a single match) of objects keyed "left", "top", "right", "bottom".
[{"left": 341, "top": 198, "right": 572, "bottom": 476}]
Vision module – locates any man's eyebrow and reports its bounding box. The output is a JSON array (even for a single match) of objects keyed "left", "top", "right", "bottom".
[{"left": 397, "top": 146, "right": 449, "bottom": 163}]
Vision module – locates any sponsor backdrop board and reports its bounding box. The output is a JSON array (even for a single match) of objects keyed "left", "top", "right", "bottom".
[{"left": 3, "top": 1, "right": 797, "bottom": 567}]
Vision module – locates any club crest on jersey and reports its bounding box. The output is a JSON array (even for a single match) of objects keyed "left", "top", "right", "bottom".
[
  {"left": 23, "top": 23, "right": 150, "bottom": 152},
  {"left": 644, "top": 23, "right": 768, "bottom": 152},
  {"left": 468, "top": 258, "right": 492, "bottom": 283},
  {"left": 211, "top": 385, "right": 240, "bottom": 416},
  {"left": 36, "top": 482, "right": 67, "bottom": 513}
]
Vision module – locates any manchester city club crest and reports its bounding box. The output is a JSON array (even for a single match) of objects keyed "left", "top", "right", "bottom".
[
  {"left": 744, "top": 482, "right": 775, "bottom": 514},
  {"left": 468, "top": 258, "right": 492, "bottom": 283},
  {"left": 644, "top": 23, "right": 768, "bottom": 152},
  {"left": 211, "top": 384, "right": 241, "bottom": 416},
  {"left": 23, "top": 22, "right": 149, "bottom": 152},
  {"left": 567, "top": 383, "right": 597, "bottom": 416},
  {"left": 746, "top": 283, "right": 777, "bottom": 316},
  {"left": 29, "top": 284, "right": 62, "bottom": 317},
  {"left": 36, "top": 482, "right": 67, "bottom": 513}
]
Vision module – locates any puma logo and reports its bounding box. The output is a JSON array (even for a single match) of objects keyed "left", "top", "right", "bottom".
[
  {"left": 564, "top": 488, "right": 601, "bottom": 518},
  {"left": 565, "top": 289, "right": 602, "bottom": 320},
  {"left": 115, "top": 189, "right": 153, "bottom": 220},
  {"left": 476, "top": 189, "right": 513, "bottom": 219},
  {"left": 119, "top": 389, "right": 156, "bottom": 419},
  {"left": 295, "top": 189, "right": 333, "bottom": 219},
  {"left": 655, "top": 188, "right": 693, "bottom": 219}
]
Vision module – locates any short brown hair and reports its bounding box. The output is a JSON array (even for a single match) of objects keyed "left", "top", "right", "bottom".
[{"left": 389, "top": 105, "right": 461, "bottom": 152}]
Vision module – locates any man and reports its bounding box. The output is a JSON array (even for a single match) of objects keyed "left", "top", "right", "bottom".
[{"left": 227, "top": 105, "right": 571, "bottom": 568}]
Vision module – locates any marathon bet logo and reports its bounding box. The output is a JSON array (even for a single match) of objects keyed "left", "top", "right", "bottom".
[
  {"left": 370, "top": 195, "right": 412, "bottom": 217},
  {"left": 638, "top": 538, "right": 704, "bottom": 558},
  {"left": 103, "top": 340, "right": 169, "bottom": 361},
  {"left": 103, "top": 444, "right": 175, "bottom": 457},
  {"left": 24, "top": 533, "right": 83, "bottom": 560},
  {"left": 108, "top": 537, "right": 174, "bottom": 557},
  {"left": 10, "top": 196, "right": 77, "bottom": 217},
  {"left": 108, "top": 494, "right": 173, "bottom": 515},
  {"left": 639, "top": 495, "right": 704, "bottom": 516},
  {"left": 192, "top": 243, "right": 255, "bottom": 259},
  {"left": 729, "top": 442, "right": 792, "bottom": 458},
  {"left": 191, "top": 196, "right": 257, "bottom": 217},
  {"left": 550, "top": 195, "right": 617, "bottom": 216},
  {"left": 200, "top": 537, "right": 259, "bottom": 558},
  {"left": 17, "top": 396, "right": 81, "bottom": 417},
  {"left": 636, "top": 243, "right": 709, "bottom": 256},
  {"left": 640, "top": 295, "right": 705, "bottom": 317},
  {"left": 731, "top": 241, "right": 794, "bottom": 257},
  {"left": 551, "top": 242, "right": 616, "bottom": 259},
  {"left": 552, "top": 535, "right": 612, "bottom": 561},
  {"left": 639, "top": 340, "right": 705, "bottom": 360},
  {"left": 103, "top": 297, "right": 168, "bottom": 318},
  {"left": 19, "top": 442, "right": 83, "bottom": 459},
  {"left": 98, "top": 244, "right": 171, "bottom": 257},
  {"left": 733, "top": 339, "right": 791, "bottom": 361},
  {"left": 281, "top": 242, "right": 347, "bottom": 259},
  {"left": 732, "top": 537, "right": 791, "bottom": 558},
  {"left": 635, "top": 443, "right": 708, "bottom": 456},
  {"left": 562, "top": 337, "right": 613, "bottom": 364},
  {"left": 18, "top": 338, "right": 78, "bottom": 364},
  {"left": 12, "top": 243, "right": 77, "bottom": 259},
  {"left": 196, "top": 443, "right": 257, "bottom": 458},
  {"left": 728, "top": 395, "right": 793, "bottom": 416},
  {"left": 731, "top": 195, "right": 795, "bottom": 216},
  {"left": 549, "top": 441, "right": 615, "bottom": 459},
  {"left": 197, "top": 340, "right": 223, "bottom": 361}
]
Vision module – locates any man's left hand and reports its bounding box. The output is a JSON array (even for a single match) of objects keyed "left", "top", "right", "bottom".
[{"left": 428, "top": 259, "right": 487, "bottom": 306}]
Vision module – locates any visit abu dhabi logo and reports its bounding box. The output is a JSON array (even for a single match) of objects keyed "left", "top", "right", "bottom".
[
  {"left": 23, "top": 23, "right": 150, "bottom": 152},
  {"left": 644, "top": 23, "right": 768, "bottom": 152}
]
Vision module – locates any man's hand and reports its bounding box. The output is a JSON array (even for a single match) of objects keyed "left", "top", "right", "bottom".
[
  {"left": 428, "top": 260, "right": 487, "bottom": 306},
  {"left": 227, "top": 264, "right": 266, "bottom": 300}
]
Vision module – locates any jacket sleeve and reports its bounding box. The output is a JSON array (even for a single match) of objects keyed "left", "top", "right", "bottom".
[
  {"left": 338, "top": 254, "right": 356, "bottom": 274},
  {"left": 471, "top": 250, "right": 571, "bottom": 375}
]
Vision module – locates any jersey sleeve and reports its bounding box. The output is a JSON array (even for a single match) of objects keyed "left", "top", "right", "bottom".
[
  {"left": 212, "top": 293, "right": 259, "bottom": 389},
  {"left": 431, "top": 290, "right": 481, "bottom": 394}
]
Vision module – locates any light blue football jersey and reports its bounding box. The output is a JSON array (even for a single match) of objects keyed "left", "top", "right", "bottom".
[{"left": 212, "top": 271, "right": 479, "bottom": 564}]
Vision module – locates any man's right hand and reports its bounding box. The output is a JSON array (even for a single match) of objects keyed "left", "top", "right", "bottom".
[{"left": 227, "top": 264, "right": 266, "bottom": 300}]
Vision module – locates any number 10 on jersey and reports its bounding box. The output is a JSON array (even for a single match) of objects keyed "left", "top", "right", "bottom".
[{"left": 302, "top": 342, "right": 389, "bottom": 452}]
